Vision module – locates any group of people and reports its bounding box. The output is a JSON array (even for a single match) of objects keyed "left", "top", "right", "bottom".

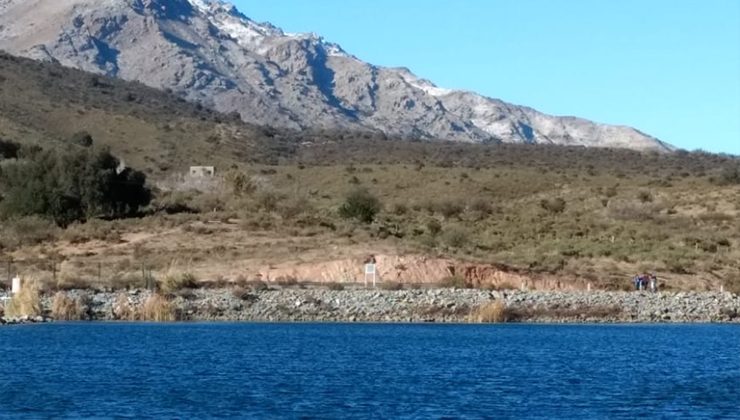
[{"left": 632, "top": 273, "right": 658, "bottom": 292}]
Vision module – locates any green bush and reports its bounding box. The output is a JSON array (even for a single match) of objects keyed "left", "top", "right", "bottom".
[
  {"left": 338, "top": 188, "right": 381, "bottom": 223},
  {"left": 0, "top": 147, "right": 151, "bottom": 226}
]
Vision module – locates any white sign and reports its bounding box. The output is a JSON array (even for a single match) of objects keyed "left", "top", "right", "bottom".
[
  {"left": 364, "top": 264, "right": 377, "bottom": 288},
  {"left": 11, "top": 276, "right": 21, "bottom": 295},
  {"left": 365, "top": 264, "right": 376, "bottom": 275}
]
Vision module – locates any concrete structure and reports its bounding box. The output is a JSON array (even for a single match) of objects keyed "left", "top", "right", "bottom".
[{"left": 189, "top": 166, "right": 215, "bottom": 178}]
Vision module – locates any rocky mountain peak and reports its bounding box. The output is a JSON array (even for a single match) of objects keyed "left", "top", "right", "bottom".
[{"left": 0, "top": 0, "right": 673, "bottom": 151}]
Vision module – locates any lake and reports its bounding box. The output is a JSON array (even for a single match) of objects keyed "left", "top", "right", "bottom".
[{"left": 0, "top": 323, "right": 738, "bottom": 418}]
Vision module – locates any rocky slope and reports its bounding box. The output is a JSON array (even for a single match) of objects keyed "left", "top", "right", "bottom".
[{"left": 0, "top": 0, "right": 672, "bottom": 151}]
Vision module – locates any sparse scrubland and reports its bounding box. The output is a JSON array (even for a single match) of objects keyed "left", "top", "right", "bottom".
[{"left": 0, "top": 51, "right": 739, "bottom": 311}]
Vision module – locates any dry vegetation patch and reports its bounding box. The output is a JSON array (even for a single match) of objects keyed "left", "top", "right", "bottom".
[
  {"left": 469, "top": 301, "right": 509, "bottom": 323},
  {"left": 4, "top": 280, "right": 42, "bottom": 318}
]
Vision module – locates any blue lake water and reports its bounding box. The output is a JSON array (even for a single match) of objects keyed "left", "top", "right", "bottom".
[{"left": 0, "top": 323, "right": 738, "bottom": 419}]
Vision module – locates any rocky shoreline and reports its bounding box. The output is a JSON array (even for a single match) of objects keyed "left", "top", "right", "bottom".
[{"left": 2, "top": 288, "right": 740, "bottom": 324}]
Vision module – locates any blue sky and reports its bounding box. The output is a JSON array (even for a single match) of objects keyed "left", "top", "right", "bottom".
[{"left": 234, "top": 0, "right": 740, "bottom": 155}]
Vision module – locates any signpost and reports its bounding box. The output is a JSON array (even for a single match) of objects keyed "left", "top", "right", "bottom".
[{"left": 364, "top": 263, "right": 377, "bottom": 288}]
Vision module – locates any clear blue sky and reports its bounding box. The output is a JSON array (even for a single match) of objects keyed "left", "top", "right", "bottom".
[{"left": 234, "top": 0, "right": 740, "bottom": 155}]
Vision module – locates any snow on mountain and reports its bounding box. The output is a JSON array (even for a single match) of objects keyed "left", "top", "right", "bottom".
[{"left": 0, "top": 0, "right": 673, "bottom": 151}]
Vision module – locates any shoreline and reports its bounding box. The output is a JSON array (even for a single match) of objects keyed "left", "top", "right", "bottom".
[{"left": 2, "top": 288, "right": 740, "bottom": 325}]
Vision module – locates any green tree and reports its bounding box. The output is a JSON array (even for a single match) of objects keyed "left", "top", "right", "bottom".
[{"left": 0, "top": 147, "right": 151, "bottom": 226}]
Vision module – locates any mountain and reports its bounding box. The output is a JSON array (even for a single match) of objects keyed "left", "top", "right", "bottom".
[{"left": 0, "top": 0, "right": 673, "bottom": 151}]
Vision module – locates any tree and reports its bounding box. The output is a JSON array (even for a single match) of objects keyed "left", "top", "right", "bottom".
[{"left": 0, "top": 147, "right": 151, "bottom": 226}]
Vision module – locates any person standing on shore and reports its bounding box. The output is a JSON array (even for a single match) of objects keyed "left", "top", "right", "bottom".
[{"left": 649, "top": 274, "right": 658, "bottom": 293}]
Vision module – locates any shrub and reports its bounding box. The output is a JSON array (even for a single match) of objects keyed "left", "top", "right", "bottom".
[
  {"left": 540, "top": 198, "right": 566, "bottom": 214},
  {"left": 442, "top": 226, "right": 470, "bottom": 249},
  {"left": 140, "top": 293, "right": 176, "bottom": 322},
  {"left": 0, "top": 216, "right": 58, "bottom": 250},
  {"left": 326, "top": 282, "right": 345, "bottom": 291},
  {"left": 110, "top": 272, "right": 147, "bottom": 290},
  {"left": 439, "top": 276, "right": 469, "bottom": 289},
  {"left": 4, "top": 279, "right": 42, "bottom": 318},
  {"left": 69, "top": 131, "right": 93, "bottom": 148},
  {"left": 247, "top": 280, "right": 270, "bottom": 291},
  {"left": 469, "top": 301, "right": 509, "bottom": 323},
  {"left": 0, "top": 138, "right": 20, "bottom": 159},
  {"left": 723, "top": 272, "right": 740, "bottom": 294},
  {"left": 51, "top": 292, "right": 89, "bottom": 320},
  {"left": 637, "top": 190, "right": 654, "bottom": 203},
  {"left": 379, "top": 282, "right": 403, "bottom": 291},
  {"left": 338, "top": 188, "right": 381, "bottom": 223},
  {"left": 159, "top": 272, "right": 198, "bottom": 293},
  {"left": 275, "top": 276, "right": 299, "bottom": 287},
  {"left": 55, "top": 275, "right": 93, "bottom": 291},
  {"left": 224, "top": 170, "right": 257, "bottom": 196},
  {"left": 112, "top": 293, "right": 135, "bottom": 320},
  {"left": 434, "top": 200, "right": 464, "bottom": 218},
  {"left": 255, "top": 190, "right": 282, "bottom": 212},
  {"left": 426, "top": 219, "right": 442, "bottom": 237},
  {"left": 391, "top": 202, "right": 408, "bottom": 216},
  {"left": 469, "top": 198, "right": 493, "bottom": 215},
  {"left": 714, "top": 164, "right": 740, "bottom": 185},
  {"left": 278, "top": 196, "right": 313, "bottom": 220},
  {"left": 62, "top": 219, "right": 120, "bottom": 244}
]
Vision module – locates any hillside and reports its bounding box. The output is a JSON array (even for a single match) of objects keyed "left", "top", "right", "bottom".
[
  {"left": 0, "top": 50, "right": 739, "bottom": 295},
  {"left": 0, "top": 0, "right": 672, "bottom": 151}
]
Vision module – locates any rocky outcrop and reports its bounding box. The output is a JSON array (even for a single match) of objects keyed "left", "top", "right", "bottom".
[{"left": 0, "top": 0, "right": 673, "bottom": 151}]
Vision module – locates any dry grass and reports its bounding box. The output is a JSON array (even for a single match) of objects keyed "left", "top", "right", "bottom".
[
  {"left": 50, "top": 292, "right": 89, "bottom": 320},
  {"left": 469, "top": 300, "right": 509, "bottom": 323},
  {"left": 55, "top": 275, "right": 93, "bottom": 291},
  {"left": 5, "top": 279, "right": 42, "bottom": 318},
  {"left": 139, "top": 294, "right": 176, "bottom": 322},
  {"left": 325, "top": 282, "right": 345, "bottom": 291},
  {"left": 112, "top": 293, "right": 136, "bottom": 320},
  {"left": 159, "top": 271, "right": 198, "bottom": 294},
  {"left": 438, "top": 276, "right": 470, "bottom": 289},
  {"left": 379, "top": 281, "right": 404, "bottom": 290}
]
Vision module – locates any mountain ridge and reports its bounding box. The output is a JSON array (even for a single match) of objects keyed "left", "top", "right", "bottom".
[{"left": 0, "top": 0, "right": 673, "bottom": 151}]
